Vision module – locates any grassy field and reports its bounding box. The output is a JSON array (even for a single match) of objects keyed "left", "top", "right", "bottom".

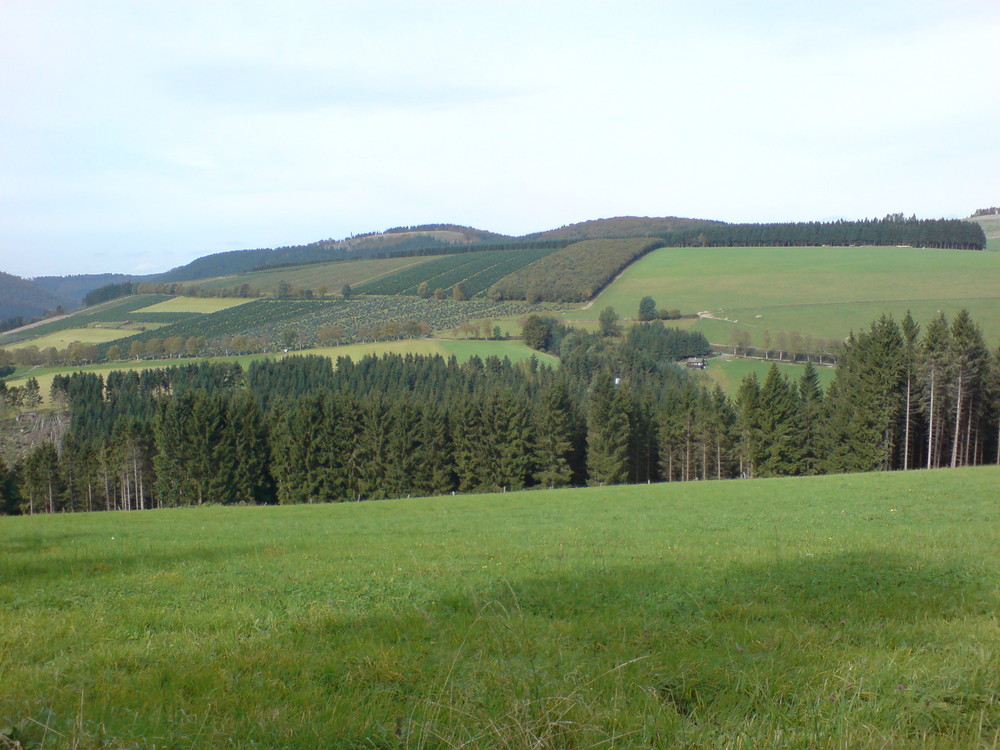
[
  {"left": 570, "top": 246, "right": 1000, "bottom": 347},
  {"left": 3, "top": 339, "right": 556, "bottom": 408},
  {"left": 696, "top": 354, "right": 836, "bottom": 396},
  {"left": 133, "top": 297, "right": 252, "bottom": 314},
  {"left": 1, "top": 467, "right": 998, "bottom": 748},
  {"left": 3, "top": 327, "right": 137, "bottom": 351},
  {"left": 192, "top": 257, "right": 440, "bottom": 295}
]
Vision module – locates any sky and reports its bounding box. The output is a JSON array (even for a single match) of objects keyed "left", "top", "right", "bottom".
[{"left": 1, "top": 0, "right": 998, "bottom": 279}]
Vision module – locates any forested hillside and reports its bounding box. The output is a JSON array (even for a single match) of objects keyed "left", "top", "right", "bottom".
[
  {"left": 2, "top": 308, "right": 997, "bottom": 515},
  {"left": 0, "top": 272, "right": 71, "bottom": 325},
  {"left": 32, "top": 273, "right": 142, "bottom": 304}
]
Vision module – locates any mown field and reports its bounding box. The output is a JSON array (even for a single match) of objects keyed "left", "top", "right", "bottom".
[
  {"left": 0, "top": 295, "right": 176, "bottom": 347},
  {"left": 2, "top": 467, "right": 998, "bottom": 749},
  {"left": 570, "top": 246, "right": 1000, "bottom": 347},
  {"left": 133, "top": 296, "right": 251, "bottom": 314},
  {"left": 2, "top": 327, "right": 137, "bottom": 351},
  {"left": 191, "top": 256, "right": 439, "bottom": 295},
  {"left": 696, "top": 354, "right": 836, "bottom": 396}
]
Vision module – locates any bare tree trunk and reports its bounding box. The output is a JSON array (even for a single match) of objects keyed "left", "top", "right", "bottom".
[
  {"left": 964, "top": 405, "right": 975, "bottom": 466},
  {"left": 926, "top": 369, "right": 936, "bottom": 469},
  {"left": 951, "top": 372, "right": 963, "bottom": 468},
  {"left": 903, "top": 373, "right": 912, "bottom": 470}
]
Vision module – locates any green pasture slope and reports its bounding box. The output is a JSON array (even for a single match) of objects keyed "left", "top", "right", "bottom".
[
  {"left": 571, "top": 246, "right": 1000, "bottom": 347},
  {"left": 2, "top": 467, "right": 999, "bottom": 749}
]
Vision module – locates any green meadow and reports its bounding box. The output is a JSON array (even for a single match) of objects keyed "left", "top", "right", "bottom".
[
  {"left": 2, "top": 468, "right": 998, "bottom": 749},
  {"left": 133, "top": 297, "right": 252, "bottom": 314},
  {"left": 3, "top": 327, "right": 138, "bottom": 351},
  {"left": 696, "top": 354, "right": 836, "bottom": 396},
  {"left": 572, "top": 246, "right": 1000, "bottom": 347}
]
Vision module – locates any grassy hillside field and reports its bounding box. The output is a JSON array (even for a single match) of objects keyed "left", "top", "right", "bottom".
[
  {"left": 570, "top": 246, "right": 1000, "bottom": 347},
  {"left": 2, "top": 468, "right": 998, "bottom": 749}
]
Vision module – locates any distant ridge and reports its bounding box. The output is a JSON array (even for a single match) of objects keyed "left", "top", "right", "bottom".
[
  {"left": 33, "top": 273, "right": 144, "bottom": 304},
  {"left": 0, "top": 271, "right": 71, "bottom": 322},
  {"left": 523, "top": 216, "right": 721, "bottom": 242},
  {"left": 23, "top": 213, "right": 990, "bottom": 299}
]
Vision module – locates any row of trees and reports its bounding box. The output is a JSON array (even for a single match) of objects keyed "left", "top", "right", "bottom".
[
  {"left": 657, "top": 216, "right": 986, "bottom": 251},
  {"left": 1, "top": 311, "right": 997, "bottom": 515}
]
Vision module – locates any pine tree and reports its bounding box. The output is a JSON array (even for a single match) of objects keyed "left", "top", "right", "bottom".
[
  {"left": 586, "top": 373, "right": 632, "bottom": 485},
  {"left": 947, "top": 309, "right": 989, "bottom": 467},
  {"left": 921, "top": 313, "right": 952, "bottom": 469},
  {"left": 533, "top": 380, "right": 577, "bottom": 488},
  {"left": 823, "top": 317, "right": 905, "bottom": 472},
  {"left": 22, "top": 442, "right": 63, "bottom": 514},
  {"left": 734, "top": 372, "right": 762, "bottom": 478},
  {"left": 899, "top": 311, "right": 921, "bottom": 470},
  {"left": 796, "top": 361, "right": 825, "bottom": 475},
  {"left": 756, "top": 365, "right": 800, "bottom": 476}
]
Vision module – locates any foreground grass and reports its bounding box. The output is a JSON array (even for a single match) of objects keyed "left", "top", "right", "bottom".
[{"left": 2, "top": 468, "right": 999, "bottom": 748}]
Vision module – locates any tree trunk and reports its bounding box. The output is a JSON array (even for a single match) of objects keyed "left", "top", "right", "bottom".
[
  {"left": 951, "top": 372, "right": 963, "bottom": 468},
  {"left": 926, "top": 369, "right": 935, "bottom": 469},
  {"left": 903, "top": 373, "right": 911, "bottom": 470}
]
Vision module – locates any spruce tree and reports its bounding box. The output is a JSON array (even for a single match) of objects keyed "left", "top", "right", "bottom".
[
  {"left": 757, "top": 365, "right": 799, "bottom": 476},
  {"left": 734, "top": 372, "right": 762, "bottom": 478},
  {"left": 586, "top": 373, "right": 632, "bottom": 485},
  {"left": 947, "top": 309, "right": 989, "bottom": 467},
  {"left": 900, "top": 311, "right": 921, "bottom": 470},
  {"left": 533, "top": 380, "right": 577, "bottom": 488},
  {"left": 796, "top": 361, "right": 825, "bottom": 475},
  {"left": 921, "top": 313, "right": 953, "bottom": 469}
]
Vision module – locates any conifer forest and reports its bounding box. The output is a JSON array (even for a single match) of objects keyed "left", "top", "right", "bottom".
[{"left": 1, "top": 309, "right": 997, "bottom": 516}]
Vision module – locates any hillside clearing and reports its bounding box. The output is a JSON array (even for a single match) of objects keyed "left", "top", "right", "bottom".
[{"left": 1, "top": 467, "right": 997, "bottom": 748}]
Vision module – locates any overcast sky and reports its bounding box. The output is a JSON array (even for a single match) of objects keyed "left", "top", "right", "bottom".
[{"left": 1, "top": 1, "right": 998, "bottom": 278}]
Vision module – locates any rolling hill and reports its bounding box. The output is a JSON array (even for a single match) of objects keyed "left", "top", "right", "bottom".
[{"left": 0, "top": 272, "right": 72, "bottom": 324}]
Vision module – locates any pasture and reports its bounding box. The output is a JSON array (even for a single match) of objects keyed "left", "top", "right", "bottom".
[
  {"left": 696, "top": 354, "right": 836, "bottom": 396},
  {"left": 1, "top": 467, "right": 997, "bottom": 748},
  {"left": 191, "top": 256, "right": 439, "bottom": 296},
  {"left": 572, "top": 246, "right": 1000, "bottom": 347},
  {"left": 133, "top": 296, "right": 252, "bottom": 314},
  {"left": 2, "top": 327, "right": 136, "bottom": 351}
]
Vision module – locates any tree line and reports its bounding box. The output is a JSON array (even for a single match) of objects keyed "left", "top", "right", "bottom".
[
  {"left": 0, "top": 311, "right": 997, "bottom": 515},
  {"left": 656, "top": 216, "right": 986, "bottom": 251}
]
